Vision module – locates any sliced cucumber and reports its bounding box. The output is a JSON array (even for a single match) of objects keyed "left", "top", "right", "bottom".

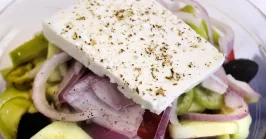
[
  {"left": 217, "top": 134, "right": 230, "bottom": 139},
  {"left": 30, "top": 122, "right": 92, "bottom": 139},
  {"left": 195, "top": 86, "right": 224, "bottom": 110},
  {"left": 188, "top": 101, "right": 205, "bottom": 113},
  {"left": 231, "top": 114, "right": 252, "bottom": 139},
  {"left": 176, "top": 89, "right": 194, "bottom": 115},
  {"left": 169, "top": 120, "right": 238, "bottom": 139}
]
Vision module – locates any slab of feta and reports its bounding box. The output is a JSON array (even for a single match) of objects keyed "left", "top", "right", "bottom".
[{"left": 43, "top": 0, "right": 224, "bottom": 114}]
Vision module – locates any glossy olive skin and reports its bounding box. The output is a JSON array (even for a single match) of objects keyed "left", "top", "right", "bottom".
[
  {"left": 223, "top": 59, "right": 259, "bottom": 83},
  {"left": 17, "top": 113, "right": 51, "bottom": 139}
]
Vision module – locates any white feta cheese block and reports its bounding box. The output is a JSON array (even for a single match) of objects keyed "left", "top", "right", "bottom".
[{"left": 43, "top": 0, "right": 225, "bottom": 114}]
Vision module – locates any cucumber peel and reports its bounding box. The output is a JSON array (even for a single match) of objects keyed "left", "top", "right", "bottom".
[
  {"left": 195, "top": 86, "right": 224, "bottom": 110},
  {"left": 188, "top": 101, "right": 206, "bottom": 113},
  {"left": 176, "top": 89, "right": 194, "bottom": 115}
]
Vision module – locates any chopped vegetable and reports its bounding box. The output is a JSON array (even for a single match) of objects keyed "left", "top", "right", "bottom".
[
  {"left": 46, "top": 83, "right": 59, "bottom": 99},
  {"left": 194, "top": 86, "right": 224, "bottom": 110},
  {"left": 227, "top": 75, "right": 261, "bottom": 103},
  {"left": 47, "top": 68, "right": 62, "bottom": 83},
  {"left": 9, "top": 34, "right": 48, "bottom": 67},
  {"left": 213, "top": 29, "right": 221, "bottom": 45},
  {"left": 180, "top": 5, "right": 196, "bottom": 14},
  {"left": 0, "top": 87, "right": 36, "bottom": 139},
  {"left": 169, "top": 120, "right": 238, "bottom": 138},
  {"left": 0, "top": 118, "right": 12, "bottom": 139},
  {"left": 186, "top": 21, "right": 209, "bottom": 40},
  {"left": 30, "top": 122, "right": 92, "bottom": 139},
  {"left": 182, "top": 102, "right": 249, "bottom": 122},
  {"left": 0, "top": 86, "right": 29, "bottom": 107},
  {"left": 230, "top": 114, "right": 252, "bottom": 139},
  {"left": 176, "top": 89, "right": 194, "bottom": 115},
  {"left": 187, "top": 101, "right": 205, "bottom": 113},
  {"left": 217, "top": 134, "right": 230, "bottom": 139},
  {"left": 47, "top": 43, "right": 60, "bottom": 59},
  {"left": 0, "top": 67, "right": 14, "bottom": 77},
  {"left": 47, "top": 43, "right": 63, "bottom": 83},
  {"left": 223, "top": 59, "right": 259, "bottom": 83},
  {"left": 0, "top": 98, "right": 36, "bottom": 135},
  {"left": 5, "top": 63, "right": 33, "bottom": 90}
]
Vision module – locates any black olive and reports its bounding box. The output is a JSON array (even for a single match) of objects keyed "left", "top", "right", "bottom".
[
  {"left": 223, "top": 59, "right": 259, "bottom": 83},
  {"left": 17, "top": 113, "right": 51, "bottom": 139}
]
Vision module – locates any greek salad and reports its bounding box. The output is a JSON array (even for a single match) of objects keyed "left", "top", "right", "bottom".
[{"left": 0, "top": 0, "right": 261, "bottom": 139}]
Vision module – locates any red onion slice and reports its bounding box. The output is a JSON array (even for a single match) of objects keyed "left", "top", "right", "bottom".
[
  {"left": 178, "top": 0, "right": 214, "bottom": 44},
  {"left": 227, "top": 75, "right": 261, "bottom": 103},
  {"left": 32, "top": 52, "right": 99, "bottom": 121},
  {"left": 211, "top": 18, "right": 235, "bottom": 59},
  {"left": 201, "top": 74, "right": 228, "bottom": 94},
  {"left": 83, "top": 123, "right": 129, "bottom": 139},
  {"left": 56, "top": 61, "right": 86, "bottom": 103},
  {"left": 214, "top": 68, "right": 228, "bottom": 85},
  {"left": 181, "top": 102, "right": 249, "bottom": 122},
  {"left": 64, "top": 74, "right": 144, "bottom": 138},
  {"left": 154, "top": 107, "right": 171, "bottom": 139},
  {"left": 224, "top": 91, "right": 244, "bottom": 109},
  {"left": 91, "top": 78, "right": 134, "bottom": 111}
]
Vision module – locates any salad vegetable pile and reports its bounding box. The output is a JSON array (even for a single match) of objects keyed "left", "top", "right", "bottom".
[{"left": 0, "top": 0, "right": 261, "bottom": 139}]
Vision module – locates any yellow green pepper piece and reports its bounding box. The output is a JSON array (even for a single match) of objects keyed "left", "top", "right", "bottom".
[
  {"left": 213, "top": 29, "right": 221, "bottom": 46},
  {"left": 181, "top": 5, "right": 222, "bottom": 46},
  {"left": 0, "top": 86, "right": 29, "bottom": 107},
  {"left": 0, "top": 118, "right": 13, "bottom": 139},
  {"left": 9, "top": 34, "right": 48, "bottom": 67},
  {"left": 0, "top": 98, "right": 32, "bottom": 133},
  {"left": 47, "top": 43, "right": 60, "bottom": 59},
  {"left": 0, "top": 98, "right": 37, "bottom": 139},
  {"left": 47, "top": 43, "right": 62, "bottom": 83},
  {"left": 0, "top": 86, "right": 36, "bottom": 139},
  {"left": 5, "top": 63, "right": 33, "bottom": 90},
  {"left": 186, "top": 21, "right": 209, "bottom": 40},
  {"left": 180, "top": 5, "right": 196, "bottom": 14},
  {"left": 0, "top": 67, "right": 13, "bottom": 77}
]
